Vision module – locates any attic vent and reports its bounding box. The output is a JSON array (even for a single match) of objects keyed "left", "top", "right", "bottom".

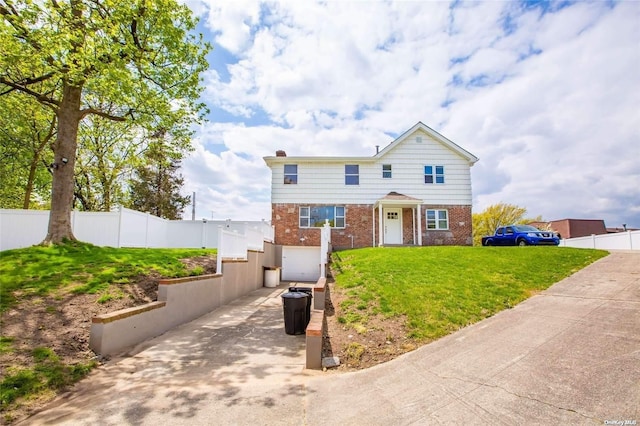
[
  {"left": 276, "top": 150, "right": 287, "bottom": 157},
  {"left": 416, "top": 136, "right": 423, "bottom": 143}
]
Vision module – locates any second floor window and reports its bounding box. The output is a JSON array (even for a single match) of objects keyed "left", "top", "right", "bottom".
[
  {"left": 424, "top": 165, "right": 444, "bottom": 184},
  {"left": 345, "top": 165, "right": 359, "bottom": 185},
  {"left": 382, "top": 164, "right": 392, "bottom": 178},
  {"left": 284, "top": 164, "right": 297, "bottom": 184}
]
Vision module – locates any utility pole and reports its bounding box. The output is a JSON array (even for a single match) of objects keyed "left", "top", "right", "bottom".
[{"left": 191, "top": 191, "right": 196, "bottom": 221}]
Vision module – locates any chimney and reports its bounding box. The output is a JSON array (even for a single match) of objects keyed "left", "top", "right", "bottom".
[
  {"left": 375, "top": 145, "right": 380, "bottom": 154},
  {"left": 276, "top": 150, "right": 287, "bottom": 157}
]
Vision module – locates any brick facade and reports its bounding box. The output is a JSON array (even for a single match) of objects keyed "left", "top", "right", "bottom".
[
  {"left": 272, "top": 203, "right": 473, "bottom": 248},
  {"left": 421, "top": 205, "right": 473, "bottom": 246}
]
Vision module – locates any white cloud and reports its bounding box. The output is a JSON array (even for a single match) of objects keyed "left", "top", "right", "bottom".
[
  {"left": 182, "top": 0, "right": 640, "bottom": 227},
  {"left": 199, "top": 0, "right": 263, "bottom": 54}
]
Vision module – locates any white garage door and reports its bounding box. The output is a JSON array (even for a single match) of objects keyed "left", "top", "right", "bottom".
[{"left": 282, "top": 246, "right": 321, "bottom": 281}]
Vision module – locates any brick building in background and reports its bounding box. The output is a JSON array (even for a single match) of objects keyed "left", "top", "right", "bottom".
[{"left": 530, "top": 219, "right": 607, "bottom": 239}]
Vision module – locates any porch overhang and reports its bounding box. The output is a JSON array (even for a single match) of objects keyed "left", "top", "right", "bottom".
[
  {"left": 373, "top": 192, "right": 424, "bottom": 247},
  {"left": 374, "top": 199, "right": 423, "bottom": 209}
]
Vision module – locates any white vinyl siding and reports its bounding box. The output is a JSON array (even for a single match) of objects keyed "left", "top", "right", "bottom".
[{"left": 270, "top": 129, "right": 473, "bottom": 205}]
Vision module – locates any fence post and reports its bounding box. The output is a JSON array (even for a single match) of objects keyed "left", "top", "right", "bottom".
[
  {"left": 117, "top": 207, "right": 123, "bottom": 248},
  {"left": 320, "top": 221, "right": 331, "bottom": 278},
  {"left": 201, "top": 219, "right": 207, "bottom": 248},
  {"left": 217, "top": 225, "right": 223, "bottom": 274},
  {"left": 591, "top": 234, "right": 596, "bottom": 249},
  {"left": 145, "top": 213, "right": 150, "bottom": 248},
  {"left": 629, "top": 231, "right": 633, "bottom": 250}
]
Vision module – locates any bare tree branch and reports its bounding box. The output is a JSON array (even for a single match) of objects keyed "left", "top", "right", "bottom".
[
  {"left": 79, "top": 107, "right": 128, "bottom": 121},
  {"left": 0, "top": 77, "right": 59, "bottom": 108}
]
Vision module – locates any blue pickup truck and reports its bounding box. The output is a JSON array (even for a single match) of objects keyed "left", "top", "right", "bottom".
[{"left": 481, "top": 225, "right": 560, "bottom": 246}]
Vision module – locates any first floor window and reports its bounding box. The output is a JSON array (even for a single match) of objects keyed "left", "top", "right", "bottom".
[
  {"left": 300, "top": 206, "right": 345, "bottom": 228},
  {"left": 426, "top": 209, "right": 448, "bottom": 230}
]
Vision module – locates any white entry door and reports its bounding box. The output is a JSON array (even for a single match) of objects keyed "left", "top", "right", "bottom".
[{"left": 384, "top": 208, "right": 402, "bottom": 244}]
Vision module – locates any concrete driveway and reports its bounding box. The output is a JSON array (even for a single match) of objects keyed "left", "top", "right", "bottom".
[{"left": 21, "top": 252, "right": 639, "bottom": 425}]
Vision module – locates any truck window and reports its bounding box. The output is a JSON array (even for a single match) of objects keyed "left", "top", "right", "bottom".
[
  {"left": 506, "top": 227, "right": 514, "bottom": 235},
  {"left": 496, "top": 228, "right": 503, "bottom": 236}
]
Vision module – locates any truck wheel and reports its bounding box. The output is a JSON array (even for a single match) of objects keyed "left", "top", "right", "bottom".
[
  {"left": 484, "top": 239, "right": 492, "bottom": 246},
  {"left": 517, "top": 239, "right": 527, "bottom": 246}
]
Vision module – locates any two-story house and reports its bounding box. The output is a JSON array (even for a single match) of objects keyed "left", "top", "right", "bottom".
[{"left": 264, "top": 121, "right": 479, "bottom": 280}]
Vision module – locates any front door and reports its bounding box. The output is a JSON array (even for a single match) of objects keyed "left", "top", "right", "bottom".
[{"left": 384, "top": 208, "right": 402, "bottom": 244}]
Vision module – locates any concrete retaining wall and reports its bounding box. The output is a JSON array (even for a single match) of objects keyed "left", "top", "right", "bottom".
[
  {"left": 90, "top": 243, "right": 277, "bottom": 356},
  {"left": 305, "top": 277, "right": 328, "bottom": 369}
]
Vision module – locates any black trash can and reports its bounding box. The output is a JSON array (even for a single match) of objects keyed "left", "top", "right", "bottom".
[
  {"left": 289, "top": 287, "right": 313, "bottom": 327},
  {"left": 281, "top": 291, "right": 309, "bottom": 335}
]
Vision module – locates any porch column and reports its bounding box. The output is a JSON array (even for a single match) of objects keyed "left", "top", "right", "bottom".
[
  {"left": 417, "top": 204, "right": 423, "bottom": 246},
  {"left": 412, "top": 207, "right": 416, "bottom": 245},
  {"left": 372, "top": 207, "right": 376, "bottom": 247},
  {"left": 378, "top": 204, "right": 384, "bottom": 247}
]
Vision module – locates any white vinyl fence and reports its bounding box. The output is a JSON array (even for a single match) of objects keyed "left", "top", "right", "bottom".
[
  {"left": 0, "top": 208, "right": 274, "bottom": 252},
  {"left": 559, "top": 230, "right": 639, "bottom": 250}
]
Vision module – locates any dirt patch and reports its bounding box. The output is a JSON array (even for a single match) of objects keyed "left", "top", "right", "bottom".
[
  {"left": 322, "top": 277, "right": 418, "bottom": 371},
  {"left": 179, "top": 255, "right": 218, "bottom": 275},
  {"left": 0, "top": 255, "right": 217, "bottom": 422},
  {"left": 1, "top": 276, "right": 159, "bottom": 368}
]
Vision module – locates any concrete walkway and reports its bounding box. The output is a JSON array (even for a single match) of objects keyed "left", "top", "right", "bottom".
[
  {"left": 22, "top": 252, "right": 639, "bottom": 425},
  {"left": 24, "top": 286, "right": 314, "bottom": 425}
]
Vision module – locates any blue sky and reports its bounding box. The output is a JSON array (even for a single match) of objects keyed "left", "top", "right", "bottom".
[{"left": 180, "top": 0, "right": 640, "bottom": 229}]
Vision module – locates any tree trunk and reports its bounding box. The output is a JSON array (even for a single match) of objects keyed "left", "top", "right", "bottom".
[
  {"left": 43, "top": 83, "right": 82, "bottom": 244},
  {"left": 23, "top": 158, "right": 39, "bottom": 209},
  {"left": 23, "top": 125, "right": 54, "bottom": 209}
]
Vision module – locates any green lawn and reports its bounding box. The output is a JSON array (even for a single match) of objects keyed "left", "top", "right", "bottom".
[
  {"left": 0, "top": 241, "right": 217, "bottom": 313},
  {"left": 331, "top": 246, "right": 608, "bottom": 341}
]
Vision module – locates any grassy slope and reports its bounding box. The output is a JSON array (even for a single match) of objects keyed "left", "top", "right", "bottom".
[
  {"left": 332, "top": 246, "right": 608, "bottom": 341},
  {"left": 0, "top": 242, "right": 217, "bottom": 419},
  {"left": 0, "top": 242, "right": 217, "bottom": 313}
]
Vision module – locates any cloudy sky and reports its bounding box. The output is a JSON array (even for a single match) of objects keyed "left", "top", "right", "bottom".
[{"left": 180, "top": 0, "right": 640, "bottom": 229}]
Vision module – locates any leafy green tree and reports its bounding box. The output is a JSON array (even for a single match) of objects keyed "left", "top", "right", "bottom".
[
  {"left": 0, "top": 94, "right": 55, "bottom": 209},
  {"left": 73, "top": 116, "right": 145, "bottom": 212},
  {"left": 0, "top": 0, "right": 209, "bottom": 243},
  {"left": 472, "top": 203, "right": 542, "bottom": 246},
  {"left": 127, "top": 137, "right": 190, "bottom": 220}
]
